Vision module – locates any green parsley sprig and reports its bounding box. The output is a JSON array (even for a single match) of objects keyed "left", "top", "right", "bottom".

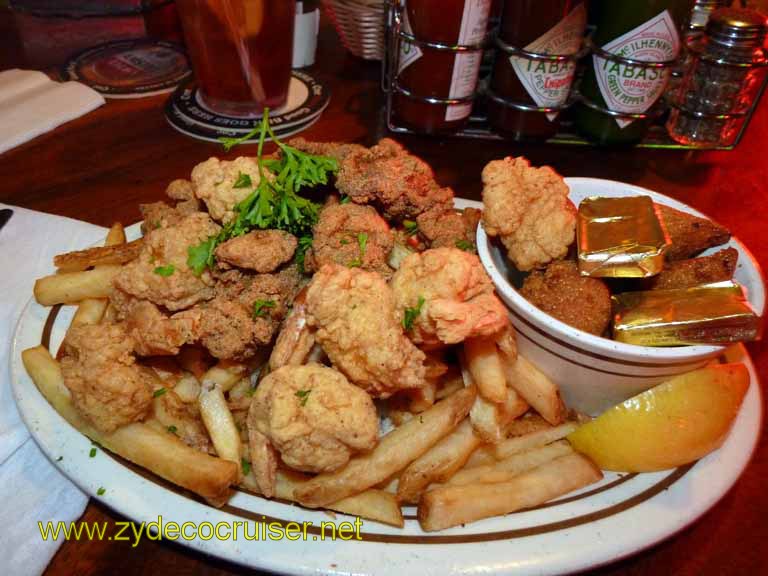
[
  {"left": 252, "top": 299, "right": 276, "bottom": 319},
  {"left": 347, "top": 232, "right": 368, "bottom": 268},
  {"left": 187, "top": 109, "right": 338, "bottom": 275},
  {"left": 402, "top": 296, "right": 425, "bottom": 331}
]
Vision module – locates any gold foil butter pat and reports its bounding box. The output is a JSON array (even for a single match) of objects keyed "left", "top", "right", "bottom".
[
  {"left": 612, "top": 282, "right": 762, "bottom": 346},
  {"left": 577, "top": 196, "right": 669, "bottom": 278}
]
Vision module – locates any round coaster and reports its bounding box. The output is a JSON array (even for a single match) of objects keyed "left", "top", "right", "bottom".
[
  {"left": 169, "top": 69, "right": 330, "bottom": 133},
  {"left": 165, "top": 96, "right": 324, "bottom": 145},
  {"left": 165, "top": 70, "right": 330, "bottom": 144},
  {"left": 63, "top": 39, "right": 191, "bottom": 98}
]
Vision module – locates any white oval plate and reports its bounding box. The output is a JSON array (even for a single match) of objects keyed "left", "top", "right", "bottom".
[{"left": 11, "top": 209, "right": 763, "bottom": 576}]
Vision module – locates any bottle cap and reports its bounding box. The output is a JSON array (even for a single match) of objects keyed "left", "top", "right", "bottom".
[{"left": 707, "top": 8, "right": 768, "bottom": 48}]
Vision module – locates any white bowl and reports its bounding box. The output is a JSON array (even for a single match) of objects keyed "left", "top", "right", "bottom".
[{"left": 477, "top": 177, "right": 766, "bottom": 415}]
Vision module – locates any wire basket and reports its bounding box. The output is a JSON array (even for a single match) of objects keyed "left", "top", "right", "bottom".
[{"left": 322, "top": 0, "right": 386, "bottom": 60}]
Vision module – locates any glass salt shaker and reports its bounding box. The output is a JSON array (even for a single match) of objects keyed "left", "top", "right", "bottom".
[{"left": 667, "top": 7, "right": 768, "bottom": 147}]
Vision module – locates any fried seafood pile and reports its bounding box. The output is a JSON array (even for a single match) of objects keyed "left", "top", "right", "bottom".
[{"left": 32, "top": 136, "right": 606, "bottom": 530}]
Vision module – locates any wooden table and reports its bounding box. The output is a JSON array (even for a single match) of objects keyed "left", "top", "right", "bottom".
[{"left": 1, "top": 11, "right": 765, "bottom": 576}]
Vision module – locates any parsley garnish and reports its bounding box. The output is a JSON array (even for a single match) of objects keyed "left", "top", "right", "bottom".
[
  {"left": 340, "top": 195, "right": 351, "bottom": 204},
  {"left": 153, "top": 264, "right": 175, "bottom": 277},
  {"left": 348, "top": 232, "right": 368, "bottom": 268},
  {"left": 97, "top": 487, "right": 106, "bottom": 496},
  {"left": 295, "top": 389, "right": 312, "bottom": 406},
  {"left": 402, "top": 296, "right": 426, "bottom": 331},
  {"left": 233, "top": 172, "right": 253, "bottom": 188},
  {"left": 340, "top": 238, "right": 350, "bottom": 245},
  {"left": 167, "top": 425, "right": 178, "bottom": 435},
  {"left": 153, "top": 388, "right": 167, "bottom": 398},
  {"left": 241, "top": 458, "right": 252, "bottom": 476},
  {"left": 89, "top": 447, "right": 97, "bottom": 458},
  {"left": 403, "top": 220, "right": 419, "bottom": 236},
  {"left": 455, "top": 239, "right": 474, "bottom": 252},
  {"left": 56, "top": 456, "right": 63, "bottom": 462},
  {"left": 252, "top": 299, "right": 276, "bottom": 319},
  {"left": 295, "top": 235, "right": 312, "bottom": 273},
  {"left": 189, "top": 110, "right": 337, "bottom": 275}
]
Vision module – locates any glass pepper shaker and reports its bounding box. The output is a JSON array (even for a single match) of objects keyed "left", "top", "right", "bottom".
[{"left": 667, "top": 8, "right": 768, "bottom": 147}]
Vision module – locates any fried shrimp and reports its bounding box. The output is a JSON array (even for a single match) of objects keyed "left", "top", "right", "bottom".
[
  {"left": 391, "top": 247, "right": 509, "bottom": 347},
  {"left": 481, "top": 157, "right": 576, "bottom": 271},
  {"left": 249, "top": 364, "right": 379, "bottom": 474},
  {"left": 61, "top": 323, "right": 153, "bottom": 433},
  {"left": 336, "top": 138, "right": 454, "bottom": 221},
  {"left": 307, "top": 201, "right": 394, "bottom": 274},
  {"left": 215, "top": 230, "right": 297, "bottom": 273},
  {"left": 305, "top": 264, "right": 426, "bottom": 397},
  {"left": 113, "top": 212, "right": 221, "bottom": 312},
  {"left": 190, "top": 156, "right": 267, "bottom": 224}
]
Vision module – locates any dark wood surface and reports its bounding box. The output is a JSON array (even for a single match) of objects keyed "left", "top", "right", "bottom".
[{"left": 1, "top": 10, "right": 766, "bottom": 576}]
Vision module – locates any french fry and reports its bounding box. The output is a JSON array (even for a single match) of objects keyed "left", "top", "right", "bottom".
[
  {"left": 69, "top": 298, "right": 108, "bottom": 328},
  {"left": 22, "top": 346, "right": 237, "bottom": 505},
  {"left": 69, "top": 223, "right": 127, "bottom": 328},
  {"left": 53, "top": 238, "right": 142, "bottom": 272},
  {"left": 436, "top": 368, "right": 464, "bottom": 400},
  {"left": 199, "top": 381, "right": 242, "bottom": 468},
  {"left": 493, "top": 422, "right": 579, "bottom": 460},
  {"left": 418, "top": 452, "right": 603, "bottom": 531},
  {"left": 397, "top": 419, "right": 481, "bottom": 504},
  {"left": 104, "top": 222, "right": 127, "bottom": 246},
  {"left": 201, "top": 362, "right": 247, "bottom": 393},
  {"left": 293, "top": 386, "right": 477, "bottom": 508},
  {"left": 408, "top": 380, "right": 437, "bottom": 413},
  {"left": 504, "top": 354, "right": 566, "bottom": 426},
  {"left": 34, "top": 265, "right": 121, "bottom": 306},
  {"left": 506, "top": 413, "right": 553, "bottom": 437},
  {"left": 240, "top": 470, "right": 404, "bottom": 527},
  {"left": 465, "top": 336, "right": 507, "bottom": 403},
  {"left": 462, "top": 354, "right": 528, "bottom": 443},
  {"left": 173, "top": 372, "right": 201, "bottom": 403},
  {"left": 463, "top": 445, "right": 497, "bottom": 468},
  {"left": 442, "top": 440, "right": 573, "bottom": 486}
]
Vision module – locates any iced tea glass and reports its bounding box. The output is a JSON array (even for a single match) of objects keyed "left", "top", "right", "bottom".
[{"left": 176, "top": 0, "right": 295, "bottom": 116}]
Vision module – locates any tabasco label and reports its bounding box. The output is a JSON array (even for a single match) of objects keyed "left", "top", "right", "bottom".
[
  {"left": 510, "top": 3, "right": 586, "bottom": 121},
  {"left": 593, "top": 10, "right": 680, "bottom": 128}
]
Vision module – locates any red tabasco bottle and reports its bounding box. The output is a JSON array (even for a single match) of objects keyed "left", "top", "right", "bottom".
[
  {"left": 488, "top": 0, "right": 587, "bottom": 140},
  {"left": 393, "top": 0, "right": 492, "bottom": 134},
  {"left": 573, "top": 0, "right": 691, "bottom": 145}
]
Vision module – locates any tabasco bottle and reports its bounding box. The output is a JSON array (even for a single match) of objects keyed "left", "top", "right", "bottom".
[
  {"left": 488, "top": 0, "right": 587, "bottom": 140},
  {"left": 573, "top": 0, "right": 692, "bottom": 145},
  {"left": 394, "top": 0, "right": 492, "bottom": 134}
]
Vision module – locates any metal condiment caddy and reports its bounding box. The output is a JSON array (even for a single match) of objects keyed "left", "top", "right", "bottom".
[{"left": 382, "top": 0, "right": 768, "bottom": 150}]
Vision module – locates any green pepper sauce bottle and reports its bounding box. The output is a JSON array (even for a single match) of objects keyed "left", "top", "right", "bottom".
[{"left": 574, "top": 0, "right": 693, "bottom": 145}]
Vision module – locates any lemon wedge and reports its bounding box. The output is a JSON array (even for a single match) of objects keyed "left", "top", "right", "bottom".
[{"left": 568, "top": 364, "right": 749, "bottom": 472}]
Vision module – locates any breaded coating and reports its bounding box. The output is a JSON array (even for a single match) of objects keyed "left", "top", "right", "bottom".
[
  {"left": 165, "top": 179, "right": 195, "bottom": 200},
  {"left": 481, "top": 157, "right": 576, "bottom": 271},
  {"left": 656, "top": 204, "right": 731, "bottom": 261},
  {"left": 249, "top": 364, "right": 379, "bottom": 473},
  {"left": 61, "top": 324, "right": 153, "bottom": 433},
  {"left": 139, "top": 201, "right": 200, "bottom": 235},
  {"left": 648, "top": 247, "right": 738, "bottom": 290},
  {"left": 520, "top": 260, "right": 611, "bottom": 336},
  {"left": 111, "top": 290, "right": 198, "bottom": 356},
  {"left": 114, "top": 212, "right": 221, "bottom": 312},
  {"left": 175, "top": 267, "right": 301, "bottom": 360},
  {"left": 215, "top": 230, "right": 297, "bottom": 273},
  {"left": 287, "top": 137, "right": 366, "bottom": 163},
  {"left": 416, "top": 207, "right": 482, "bottom": 250},
  {"left": 307, "top": 202, "right": 394, "bottom": 274},
  {"left": 152, "top": 388, "right": 211, "bottom": 453},
  {"left": 305, "top": 264, "right": 426, "bottom": 398},
  {"left": 390, "top": 247, "right": 509, "bottom": 347},
  {"left": 191, "top": 156, "right": 266, "bottom": 224},
  {"left": 336, "top": 138, "right": 454, "bottom": 221}
]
